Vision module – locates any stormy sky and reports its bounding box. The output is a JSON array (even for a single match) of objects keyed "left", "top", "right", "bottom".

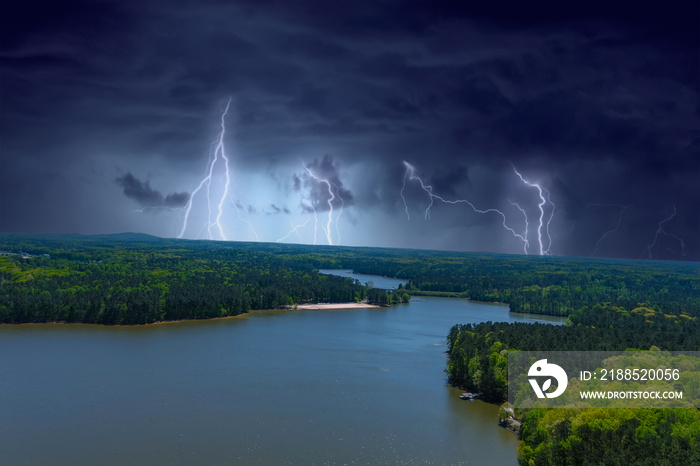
[{"left": 1, "top": 0, "right": 698, "bottom": 261}]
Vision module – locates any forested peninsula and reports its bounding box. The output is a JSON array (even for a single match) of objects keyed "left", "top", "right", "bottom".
[
  {"left": 444, "top": 287, "right": 700, "bottom": 464},
  {"left": 0, "top": 233, "right": 407, "bottom": 324}
]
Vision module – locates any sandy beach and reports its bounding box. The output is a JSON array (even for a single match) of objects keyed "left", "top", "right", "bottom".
[{"left": 295, "top": 302, "right": 381, "bottom": 310}]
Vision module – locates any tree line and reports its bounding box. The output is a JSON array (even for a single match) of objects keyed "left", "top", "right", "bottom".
[
  {"left": 4, "top": 233, "right": 698, "bottom": 318},
  {"left": 1, "top": 233, "right": 697, "bottom": 325},
  {"left": 0, "top": 236, "right": 372, "bottom": 324}
]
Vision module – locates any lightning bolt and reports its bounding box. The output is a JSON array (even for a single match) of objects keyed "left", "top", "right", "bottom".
[
  {"left": 276, "top": 217, "right": 311, "bottom": 243},
  {"left": 543, "top": 189, "right": 555, "bottom": 255},
  {"left": 302, "top": 199, "right": 319, "bottom": 245},
  {"left": 512, "top": 167, "right": 555, "bottom": 255},
  {"left": 229, "top": 197, "right": 259, "bottom": 241},
  {"left": 302, "top": 163, "right": 343, "bottom": 245},
  {"left": 215, "top": 105, "right": 232, "bottom": 240},
  {"left": 178, "top": 97, "right": 234, "bottom": 240},
  {"left": 400, "top": 167, "right": 411, "bottom": 220},
  {"left": 510, "top": 201, "right": 530, "bottom": 254},
  {"left": 335, "top": 187, "right": 345, "bottom": 245},
  {"left": 643, "top": 205, "right": 687, "bottom": 259},
  {"left": 401, "top": 161, "right": 435, "bottom": 220},
  {"left": 401, "top": 161, "right": 530, "bottom": 254},
  {"left": 586, "top": 204, "right": 633, "bottom": 257}
]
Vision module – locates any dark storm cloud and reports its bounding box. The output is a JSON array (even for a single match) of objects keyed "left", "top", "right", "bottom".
[
  {"left": 1, "top": 0, "right": 698, "bottom": 259},
  {"left": 164, "top": 192, "right": 190, "bottom": 208},
  {"left": 115, "top": 173, "right": 189, "bottom": 209},
  {"left": 431, "top": 166, "right": 471, "bottom": 198},
  {"left": 268, "top": 204, "right": 290, "bottom": 215},
  {"left": 300, "top": 155, "right": 354, "bottom": 213},
  {"left": 235, "top": 201, "right": 259, "bottom": 215}
]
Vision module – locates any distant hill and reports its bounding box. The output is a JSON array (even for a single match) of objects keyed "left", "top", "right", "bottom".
[{"left": 92, "top": 232, "right": 164, "bottom": 242}]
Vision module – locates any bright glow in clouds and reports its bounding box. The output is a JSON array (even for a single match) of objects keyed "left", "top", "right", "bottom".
[
  {"left": 176, "top": 98, "right": 345, "bottom": 245},
  {"left": 163, "top": 100, "right": 685, "bottom": 258},
  {"left": 302, "top": 162, "right": 344, "bottom": 245}
]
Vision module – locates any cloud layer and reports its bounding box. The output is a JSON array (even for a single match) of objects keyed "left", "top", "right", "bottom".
[{"left": 1, "top": 0, "right": 697, "bottom": 260}]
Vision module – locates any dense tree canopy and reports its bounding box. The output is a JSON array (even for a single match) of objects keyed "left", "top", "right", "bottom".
[
  {"left": 0, "top": 234, "right": 371, "bottom": 324},
  {"left": 1, "top": 233, "right": 697, "bottom": 325},
  {"left": 339, "top": 253, "right": 700, "bottom": 318}
]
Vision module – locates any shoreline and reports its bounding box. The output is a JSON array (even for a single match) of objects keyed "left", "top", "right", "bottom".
[
  {"left": 1, "top": 302, "right": 383, "bottom": 327},
  {"left": 143, "top": 312, "right": 252, "bottom": 326},
  {"left": 2, "top": 295, "right": 566, "bottom": 327},
  {"left": 409, "top": 292, "right": 511, "bottom": 308},
  {"left": 4, "top": 312, "right": 253, "bottom": 327}
]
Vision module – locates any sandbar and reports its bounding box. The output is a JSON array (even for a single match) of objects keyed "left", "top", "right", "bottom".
[{"left": 295, "top": 302, "right": 381, "bottom": 310}]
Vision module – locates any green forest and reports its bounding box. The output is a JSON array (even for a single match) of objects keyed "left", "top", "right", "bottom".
[
  {"left": 2, "top": 232, "right": 698, "bottom": 325},
  {"left": 0, "top": 233, "right": 417, "bottom": 324},
  {"left": 333, "top": 252, "right": 700, "bottom": 318},
  {"left": 2, "top": 233, "right": 699, "bottom": 464}
]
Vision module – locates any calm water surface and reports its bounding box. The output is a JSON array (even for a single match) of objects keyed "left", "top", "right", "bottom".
[
  {"left": 1, "top": 292, "right": 563, "bottom": 465},
  {"left": 319, "top": 269, "right": 406, "bottom": 289}
]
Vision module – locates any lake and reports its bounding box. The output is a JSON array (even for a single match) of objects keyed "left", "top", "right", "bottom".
[
  {"left": 319, "top": 269, "right": 407, "bottom": 290},
  {"left": 0, "top": 278, "right": 564, "bottom": 465}
]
